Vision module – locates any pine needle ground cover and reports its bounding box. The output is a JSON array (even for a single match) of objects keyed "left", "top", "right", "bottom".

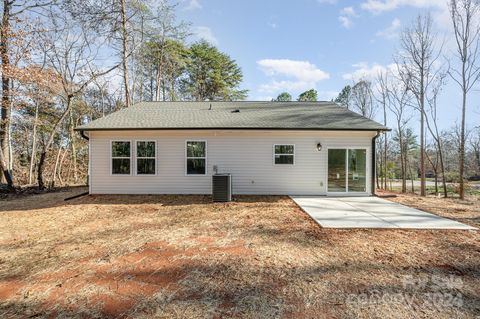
[{"left": 0, "top": 188, "right": 478, "bottom": 318}]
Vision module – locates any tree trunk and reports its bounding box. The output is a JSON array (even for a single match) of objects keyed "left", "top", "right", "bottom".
[
  {"left": 407, "top": 157, "right": 414, "bottom": 193},
  {"left": 37, "top": 151, "right": 47, "bottom": 190},
  {"left": 0, "top": 146, "right": 13, "bottom": 190},
  {"left": 438, "top": 140, "right": 448, "bottom": 198},
  {"left": 58, "top": 148, "right": 68, "bottom": 186},
  {"left": 37, "top": 98, "right": 72, "bottom": 189},
  {"left": 383, "top": 103, "right": 388, "bottom": 190},
  {"left": 52, "top": 146, "right": 63, "bottom": 187},
  {"left": 69, "top": 110, "right": 78, "bottom": 183},
  {"left": 399, "top": 130, "right": 407, "bottom": 193},
  {"left": 155, "top": 67, "right": 161, "bottom": 101},
  {"left": 0, "top": 0, "right": 11, "bottom": 185},
  {"left": 459, "top": 87, "right": 467, "bottom": 199},
  {"left": 29, "top": 102, "right": 39, "bottom": 184},
  {"left": 120, "top": 0, "right": 130, "bottom": 107},
  {"left": 420, "top": 74, "right": 426, "bottom": 196}
]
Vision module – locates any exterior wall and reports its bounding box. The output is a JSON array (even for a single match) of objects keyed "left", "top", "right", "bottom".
[{"left": 88, "top": 130, "right": 376, "bottom": 195}]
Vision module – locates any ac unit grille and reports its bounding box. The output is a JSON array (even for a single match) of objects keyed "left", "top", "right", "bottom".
[{"left": 212, "top": 174, "right": 232, "bottom": 202}]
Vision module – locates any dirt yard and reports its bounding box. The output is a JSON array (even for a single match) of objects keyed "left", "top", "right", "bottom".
[
  {"left": 0, "top": 188, "right": 479, "bottom": 318},
  {"left": 382, "top": 191, "right": 480, "bottom": 229}
]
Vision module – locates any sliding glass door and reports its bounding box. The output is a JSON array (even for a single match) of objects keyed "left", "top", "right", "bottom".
[{"left": 328, "top": 148, "right": 367, "bottom": 193}]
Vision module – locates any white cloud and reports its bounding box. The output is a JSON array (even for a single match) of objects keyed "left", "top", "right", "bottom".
[
  {"left": 258, "top": 59, "right": 330, "bottom": 82},
  {"left": 361, "top": 0, "right": 445, "bottom": 14},
  {"left": 192, "top": 26, "right": 218, "bottom": 45},
  {"left": 343, "top": 62, "right": 397, "bottom": 81},
  {"left": 341, "top": 6, "right": 358, "bottom": 16},
  {"left": 184, "top": 0, "right": 201, "bottom": 10},
  {"left": 268, "top": 22, "right": 279, "bottom": 29},
  {"left": 258, "top": 80, "right": 317, "bottom": 94},
  {"left": 257, "top": 59, "right": 330, "bottom": 95},
  {"left": 339, "top": 16, "right": 353, "bottom": 29},
  {"left": 339, "top": 6, "right": 359, "bottom": 29},
  {"left": 376, "top": 18, "right": 401, "bottom": 39}
]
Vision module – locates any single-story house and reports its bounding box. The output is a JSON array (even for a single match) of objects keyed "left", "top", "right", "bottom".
[{"left": 76, "top": 101, "right": 389, "bottom": 196}]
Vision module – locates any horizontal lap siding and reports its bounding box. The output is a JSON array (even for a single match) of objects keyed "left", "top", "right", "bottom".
[{"left": 89, "top": 130, "right": 374, "bottom": 195}]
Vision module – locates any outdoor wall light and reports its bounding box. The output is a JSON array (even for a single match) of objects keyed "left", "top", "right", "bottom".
[{"left": 316, "top": 142, "right": 322, "bottom": 151}]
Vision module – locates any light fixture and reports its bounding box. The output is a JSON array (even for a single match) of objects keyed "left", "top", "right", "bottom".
[{"left": 316, "top": 142, "right": 322, "bottom": 151}]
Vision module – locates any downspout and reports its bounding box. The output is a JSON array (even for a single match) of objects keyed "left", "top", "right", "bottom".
[
  {"left": 372, "top": 130, "right": 381, "bottom": 196},
  {"left": 79, "top": 130, "right": 89, "bottom": 141},
  {"left": 78, "top": 130, "right": 90, "bottom": 192}
]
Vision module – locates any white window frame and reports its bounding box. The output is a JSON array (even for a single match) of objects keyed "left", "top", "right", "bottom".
[
  {"left": 135, "top": 140, "right": 157, "bottom": 176},
  {"left": 110, "top": 140, "right": 132, "bottom": 176},
  {"left": 273, "top": 144, "right": 295, "bottom": 165},
  {"left": 185, "top": 140, "right": 207, "bottom": 176}
]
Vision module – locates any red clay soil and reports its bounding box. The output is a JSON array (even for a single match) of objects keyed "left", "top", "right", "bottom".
[{"left": 0, "top": 188, "right": 479, "bottom": 318}]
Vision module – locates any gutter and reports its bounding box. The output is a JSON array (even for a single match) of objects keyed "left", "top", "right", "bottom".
[
  {"left": 79, "top": 130, "right": 89, "bottom": 141},
  {"left": 75, "top": 127, "right": 391, "bottom": 132},
  {"left": 371, "top": 130, "right": 381, "bottom": 196}
]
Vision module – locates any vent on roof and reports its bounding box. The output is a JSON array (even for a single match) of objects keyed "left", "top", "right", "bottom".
[{"left": 231, "top": 109, "right": 240, "bottom": 113}]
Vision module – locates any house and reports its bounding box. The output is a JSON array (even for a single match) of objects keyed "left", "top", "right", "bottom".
[{"left": 76, "top": 101, "right": 389, "bottom": 195}]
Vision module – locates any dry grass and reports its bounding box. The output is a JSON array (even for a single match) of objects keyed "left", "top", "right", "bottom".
[
  {"left": 380, "top": 190, "right": 480, "bottom": 228},
  {"left": 0, "top": 188, "right": 479, "bottom": 318}
]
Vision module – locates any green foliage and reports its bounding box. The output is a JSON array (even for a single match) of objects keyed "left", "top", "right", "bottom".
[
  {"left": 334, "top": 85, "right": 351, "bottom": 108},
  {"left": 141, "top": 38, "right": 190, "bottom": 101},
  {"left": 182, "top": 40, "right": 247, "bottom": 101},
  {"left": 273, "top": 92, "right": 292, "bottom": 102},
  {"left": 297, "top": 89, "right": 317, "bottom": 102}
]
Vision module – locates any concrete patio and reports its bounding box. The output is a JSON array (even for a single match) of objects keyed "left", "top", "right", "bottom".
[{"left": 291, "top": 196, "right": 477, "bottom": 230}]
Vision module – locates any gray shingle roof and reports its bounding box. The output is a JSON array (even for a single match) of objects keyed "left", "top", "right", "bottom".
[{"left": 75, "top": 101, "right": 389, "bottom": 131}]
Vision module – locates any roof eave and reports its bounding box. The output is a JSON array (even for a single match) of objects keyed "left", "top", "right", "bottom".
[{"left": 75, "top": 127, "right": 391, "bottom": 132}]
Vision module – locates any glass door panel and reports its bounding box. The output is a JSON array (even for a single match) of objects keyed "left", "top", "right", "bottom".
[
  {"left": 348, "top": 149, "right": 367, "bottom": 192},
  {"left": 328, "top": 149, "right": 346, "bottom": 192}
]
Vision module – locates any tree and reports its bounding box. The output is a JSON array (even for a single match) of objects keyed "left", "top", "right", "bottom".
[
  {"left": 470, "top": 127, "right": 480, "bottom": 175},
  {"left": 297, "top": 89, "right": 317, "bottom": 102},
  {"left": 425, "top": 71, "right": 448, "bottom": 197},
  {"left": 140, "top": 39, "right": 189, "bottom": 101},
  {"left": 388, "top": 79, "right": 414, "bottom": 193},
  {"left": 183, "top": 41, "right": 247, "bottom": 101},
  {"left": 448, "top": 0, "right": 480, "bottom": 199},
  {"left": 273, "top": 92, "right": 292, "bottom": 102},
  {"left": 132, "top": 1, "right": 190, "bottom": 102},
  {"left": 334, "top": 85, "right": 351, "bottom": 109},
  {"left": 396, "top": 14, "right": 441, "bottom": 197},
  {"left": 64, "top": 0, "right": 151, "bottom": 108},
  {"left": 351, "top": 80, "right": 376, "bottom": 119},
  {"left": 375, "top": 73, "right": 389, "bottom": 189},
  {"left": 36, "top": 10, "right": 120, "bottom": 189},
  {"left": 0, "top": 0, "right": 54, "bottom": 189}
]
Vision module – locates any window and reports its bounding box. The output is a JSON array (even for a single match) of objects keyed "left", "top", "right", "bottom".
[
  {"left": 186, "top": 141, "right": 206, "bottom": 175},
  {"left": 274, "top": 144, "right": 294, "bottom": 165},
  {"left": 136, "top": 141, "right": 156, "bottom": 175},
  {"left": 111, "top": 141, "right": 131, "bottom": 175}
]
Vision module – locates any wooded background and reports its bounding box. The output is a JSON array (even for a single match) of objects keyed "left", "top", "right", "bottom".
[{"left": 0, "top": 0, "right": 479, "bottom": 199}]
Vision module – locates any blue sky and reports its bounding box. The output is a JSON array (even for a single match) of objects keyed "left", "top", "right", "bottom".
[{"left": 177, "top": 0, "right": 478, "bottom": 131}]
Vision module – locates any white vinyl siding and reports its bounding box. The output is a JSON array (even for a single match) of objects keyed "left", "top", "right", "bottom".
[{"left": 89, "top": 130, "right": 375, "bottom": 195}]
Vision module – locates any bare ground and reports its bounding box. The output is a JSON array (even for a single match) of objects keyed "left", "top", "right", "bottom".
[
  {"left": 379, "top": 190, "right": 480, "bottom": 228},
  {"left": 0, "top": 188, "right": 479, "bottom": 318}
]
